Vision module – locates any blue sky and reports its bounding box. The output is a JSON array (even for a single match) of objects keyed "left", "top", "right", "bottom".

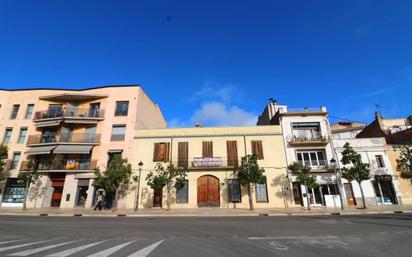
[{"left": 0, "top": 0, "right": 411, "bottom": 127}]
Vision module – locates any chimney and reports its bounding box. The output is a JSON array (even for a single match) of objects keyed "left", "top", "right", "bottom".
[{"left": 195, "top": 123, "right": 203, "bottom": 128}]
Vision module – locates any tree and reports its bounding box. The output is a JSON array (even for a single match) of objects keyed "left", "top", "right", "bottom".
[
  {"left": 93, "top": 157, "right": 135, "bottom": 210},
  {"left": 0, "top": 145, "right": 8, "bottom": 183},
  {"left": 146, "top": 163, "right": 188, "bottom": 211},
  {"left": 340, "top": 142, "right": 370, "bottom": 209},
  {"left": 17, "top": 160, "right": 39, "bottom": 210},
  {"left": 394, "top": 144, "right": 412, "bottom": 179},
  {"left": 288, "top": 162, "right": 317, "bottom": 210},
  {"left": 233, "top": 155, "right": 265, "bottom": 211}
]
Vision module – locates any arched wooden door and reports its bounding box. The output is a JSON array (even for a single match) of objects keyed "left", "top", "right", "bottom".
[{"left": 197, "top": 175, "right": 220, "bottom": 207}]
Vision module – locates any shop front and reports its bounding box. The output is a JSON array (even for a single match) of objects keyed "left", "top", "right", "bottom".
[
  {"left": 373, "top": 175, "right": 398, "bottom": 205},
  {"left": 1, "top": 178, "right": 26, "bottom": 208}
]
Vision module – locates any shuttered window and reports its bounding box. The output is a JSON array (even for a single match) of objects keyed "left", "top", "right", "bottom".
[
  {"left": 176, "top": 180, "right": 189, "bottom": 203},
  {"left": 251, "top": 140, "right": 264, "bottom": 160},
  {"left": 226, "top": 141, "right": 238, "bottom": 166},
  {"left": 153, "top": 142, "right": 170, "bottom": 162},
  {"left": 256, "top": 177, "right": 268, "bottom": 202},
  {"left": 178, "top": 142, "right": 189, "bottom": 167},
  {"left": 228, "top": 179, "right": 241, "bottom": 203},
  {"left": 202, "top": 141, "right": 213, "bottom": 158}
]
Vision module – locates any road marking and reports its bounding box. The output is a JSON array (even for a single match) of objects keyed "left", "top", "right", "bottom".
[
  {"left": 8, "top": 241, "right": 78, "bottom": 256},
  {"left": 85, "top": 241, "right": 134, "bottom": 257},
  {"left": 249, "top": 236, "right": 338, "bottom": 240},
  {"left": 0, "top": 240, "right": 25, "bottom": 246},
  {"left": 127, "top": 240, "right": 164, "bottom": 257},
  {"left": 0, "top": 241, "right": 50, "bottom": 252},
  {"left": 46, "top": 240, "right": 107, "bottom": 257}
]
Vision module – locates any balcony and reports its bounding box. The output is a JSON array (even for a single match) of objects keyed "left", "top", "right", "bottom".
[
  {"left": 165, "top": 157, "right": 239, "bottom": 170},
  {"left": 33, "top": 108, "right": 105, "bottom": 126},
  {"left": 27, "top": 133, "right": 101, "bottom": 146},
  {"left": 297, "top": 160, "right": 331, "bottom": 172},
  {"left": 20, "top": 159, "right": 97, "bottom": 172},
  {"left": 287, "top": 132, "right": 330, "bottom": 146}
]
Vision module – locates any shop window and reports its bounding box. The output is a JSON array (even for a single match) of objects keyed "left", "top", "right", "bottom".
[
  {"left": 228, "top": 179, "right": 241, "bottom": 203},
  {"left": 115, "top": 101, "right": 129, "bottom": 116},
  {"left": 2, "top": 128, "right": 12, "bottom": 145},
  {"left": 256, "top": 177, "right": 268, "bottom": 202},
  {"left": 10, "top": 104, "right": 20, "bottom": 119},
  {"left": 176, "top": 180, "right": 188, "bottom": 204},
  {"left": 111, "top": 124, "right": 126, "bottom": 141},
  {"left": 17, "top": 128, "right": 28, "bottom": 144},
  {"left": 25, "top": 104, "right": 34, "bottom": 119},
  {"left": 2, "top": 178, "right": 26, "bottom": 204}
]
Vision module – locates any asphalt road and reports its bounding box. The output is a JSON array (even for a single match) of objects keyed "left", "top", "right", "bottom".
[{"left": 0, "top": 214, "right": 411, "bottom": 257}]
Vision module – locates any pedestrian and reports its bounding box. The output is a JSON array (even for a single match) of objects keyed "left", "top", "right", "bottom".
[{"left": 94, "top": 192, "right": 104, "bottom": 211}]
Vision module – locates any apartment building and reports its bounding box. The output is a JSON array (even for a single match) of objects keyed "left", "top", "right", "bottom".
[
  {"left": 258, "top": 99, "right": 342, "bottom": 208},
  {"left": 126, "top": 125, "right": 290, "bottom": 209},
  {"left": 0, "top": 85, "right": 166, "bottom": 209},
  {"left": 356, "top": 113, "right": 412, "bottom": 205}
]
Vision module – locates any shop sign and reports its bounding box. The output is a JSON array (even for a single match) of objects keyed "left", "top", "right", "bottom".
[{"left": 193, "top": 157, "right": 222, "bottom": 167}]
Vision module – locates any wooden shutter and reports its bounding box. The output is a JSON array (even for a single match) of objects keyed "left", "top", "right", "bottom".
[
  {"left": 202, "top": 141, "right": 213, "bottom": 158},
  {"left": 153, "top": 142, "right": 170, "bottom": 162},
  {"left": 251, "top": 140, "right": 264, "bottom": 160},
  {"left": 178, "top": 142, "right": 189, "bottom": 167},
  {"left": 226, "top": 141, "right": 238, "bottom": 166}
]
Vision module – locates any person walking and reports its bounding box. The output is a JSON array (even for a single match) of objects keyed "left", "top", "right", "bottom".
[{"left": 94, "top": 191, "right": 104, "bottom": 211}]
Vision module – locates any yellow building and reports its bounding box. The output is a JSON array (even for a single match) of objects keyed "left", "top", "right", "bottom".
[
  {"left": 125, "top": 125, "right": 292, "bottom": 210},
  {"left": 0, "top": 85, "right": 166, "bottom": 209}
]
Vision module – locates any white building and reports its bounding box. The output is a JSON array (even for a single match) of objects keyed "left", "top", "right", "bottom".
[{"left": 258, "top": 99, "right": 342, "bottom": 208}]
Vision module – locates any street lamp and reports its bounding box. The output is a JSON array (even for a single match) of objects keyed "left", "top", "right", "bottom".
[
  {"left": 134, "top": 161, "right": 144, "bottom": 211},
  {"left": 330, "top": 158, "right": 344, "bottom": 210}
]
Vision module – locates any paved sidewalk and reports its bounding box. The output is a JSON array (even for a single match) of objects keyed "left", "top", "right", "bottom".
[{"left": 0, "top": 205, "right": 411, "bottom": 217}]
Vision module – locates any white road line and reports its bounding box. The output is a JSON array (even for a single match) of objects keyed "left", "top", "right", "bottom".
[
  {"left": 85, "top": 241, "right": 134, "bottom": 257},
  {"left": 8, "top": 240, "right": 78, "bottom": 256},
  {"left": 248, "top": 236, "right": 338, "bottom": 240},
  {"left": 0, "top": 240, "right": 25, "bottom": 246},
  {"left": 0, "top": 240, "right": 50, "bottom": 252},
  {"left": 46, "top": 240, "right": 107, "bottom": 257},
  {"left": 127, "top": 240, "right": 164, "bottom": 257}
]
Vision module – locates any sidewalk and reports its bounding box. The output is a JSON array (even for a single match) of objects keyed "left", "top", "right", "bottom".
[{"left": 0, "top": 205, "right": 411, "bottom": 217}]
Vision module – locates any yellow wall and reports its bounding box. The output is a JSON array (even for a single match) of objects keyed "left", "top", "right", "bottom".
[{"left": 387, "top": 149, "right": 412, "bottom": 205}]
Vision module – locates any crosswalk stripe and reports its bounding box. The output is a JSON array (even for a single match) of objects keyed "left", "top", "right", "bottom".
[
  {"left": 0, "top": 240, "right": 50, "bottom": 252},
  {"left": 46, "top": 240, "right": 107, "bottom": 257},
  {"left": 8, "top": 240, "right": 78, "bottom": 256},
  {"left": 127, "top": 240, "right": 164, "bottom": 257},
  {"left": 85, "top": 241, "right": 134, "bottom": 257},
  {"left": 0, "top": 240, "right": 25, "bottom": 246}
]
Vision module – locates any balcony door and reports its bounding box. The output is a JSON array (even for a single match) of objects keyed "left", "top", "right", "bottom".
[
  {"left": 292, "top": 123, "right": 321, "bottom": 140},
  {"left": 89, "top": 103, "right": 100, "bottom": 117},
  {"left": 47, "top": 104, "right": 63, "bottom": 118},
  {"left": 297, "top": 150, "right": 326, "bottom": 169},
  {"left": 66, "top": 102, "right": 79, "bottom": 117}
]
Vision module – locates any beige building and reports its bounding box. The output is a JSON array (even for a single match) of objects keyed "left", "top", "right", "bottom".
[
  {"left": 0, "top": 85, "right": 166, "bottom": 209},
  {"left": 124, "top": 125, "right": 291, "bottom": 210}
]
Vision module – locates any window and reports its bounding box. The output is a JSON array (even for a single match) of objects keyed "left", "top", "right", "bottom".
[
  {"left": 47, "top": 104, "right": 63, "bottom": 118},
  {"left": 25, "top": 104, "right": 34, "bottom": 119},
  {"left": 11, "top": 152, "right": 21, "bottom": 169},
  {"left": 2, "top": 128, "right": 12, "bottom": 145},
  {"left": 226, "top": 141, "right": 238, "bottom": 166},
  {"left": 176, "top": 180, "right": 188, "bottom": 203},
  {"left": 202, "top": 141, "right": 213, "bottom": 158},
  {"left": 111, "top": 124, "right": 126, "bottom": 141},
  {"left": 375, "top": 155, "right": 385, "bottom": 168},
  {"left": 251, "top": 140, "right": 264, "bottom": 159},
  {"left": 115, "top": 101, "right": 129, "bottom": 116},
  {"left": 292, "top": 122, "right": 321, "bottom": 139},
  {"left": 10, "top": 105, "right": 20, "bottom": 119},
  {"left": 153, "top": 142, "right": 170, "bottom": 162},
  {"left": 17, "top": 128, "right": 28, "bottom": 144},
  {"left": 177, "top": 142, "right": 189, "bottom": 167},
  {"left": 256, "top": 177, "right": 268, "bottom": 202},
  {"left": 108, "top": 150, "right": 123, "bottom": 166},
  {"left": 228, "top": 179, "right": 241, "bottom": 203},
  {"left": 297, "top": 150, "right": 326, "bottom": 168}
]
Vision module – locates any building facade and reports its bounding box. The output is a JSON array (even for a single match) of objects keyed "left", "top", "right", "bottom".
[
  {"left": 258, "top": 100, "right": 343, "bottom": 208},
  {"left": 125, "top": 126, "right": 291, "bottom": 210},
  {"left": 0, "top": 85, "right": 166, "bottom": 209}
]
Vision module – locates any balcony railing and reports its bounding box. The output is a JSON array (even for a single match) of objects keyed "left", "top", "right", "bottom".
[
  {"left": 283, "top": 107, "right": 327, "bottom": 113},
  {"left": 20, "top": 159, "right": 97, "bottom": 171},
  {"left": 33, "top": 108, "right": 105, "bottom": 120},
  {"left": 27, "top": 133, "right": 101, "bottom": 145},
  {"left": 287, "top": 132, "right": 330, "bottom": 145},
  {"left": 156, "top": 157, "right": 240, "bottom": 169},
  {"left": 297, "top": 160, "right": 329, "bottom": 171}
]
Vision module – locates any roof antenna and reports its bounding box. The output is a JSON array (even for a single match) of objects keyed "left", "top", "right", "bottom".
[{"left": 375, "top": 104, "right": 381, "bottom": 117}]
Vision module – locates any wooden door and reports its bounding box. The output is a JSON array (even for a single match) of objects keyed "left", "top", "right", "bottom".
[
  {"left": 153, "top": 188, "right": 163, "bottom": 208},
  {"left": 197, "top": 176, "right": 220, "bottom": 207},
  {"left": 344, "top": 183, "right": 357, "bottom": 206}
]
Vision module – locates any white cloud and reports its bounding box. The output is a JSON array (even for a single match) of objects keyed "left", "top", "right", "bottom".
[{"left": 186, "top": 83, "right": 243, "bottom": 104}]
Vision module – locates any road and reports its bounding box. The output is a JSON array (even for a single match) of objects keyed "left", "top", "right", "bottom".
[{"left": 0, "top": 214, "right": 411, "bottom": 257}]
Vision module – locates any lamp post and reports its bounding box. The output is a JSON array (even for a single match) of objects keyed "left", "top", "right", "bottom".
[
  {"left": 330, "top": 158, "right": 344, "bottom": 210},
  {"left": 134, "top": 161, "right": 144, "bottom": 211}
]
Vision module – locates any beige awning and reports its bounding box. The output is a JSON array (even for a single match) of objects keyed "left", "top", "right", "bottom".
[
  {"left": 64, "top": 120, "right": 98, "bottom": 124},
  {"left": 35, "top": 120, "right": 62, "bottom": 127},
  {"left": 25, "top": 146, "right": 56, "bottom": 155},
  {"left": 53, "top": 145, "right": 93, "bottom": 154}
]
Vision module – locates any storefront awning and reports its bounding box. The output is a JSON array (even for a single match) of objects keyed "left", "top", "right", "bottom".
[
  {"left": 25, "top": 146, "right": 56, "bottom": 155},
  {"left": 34, "top": 120, "right": 62, "bottom": 128},
  {"left": 53, "top": 145, "right": 93, "bottom": 154}
]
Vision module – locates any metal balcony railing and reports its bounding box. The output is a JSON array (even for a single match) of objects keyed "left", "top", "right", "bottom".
[
  {"left": 27, "top": 133, "right": 101, "bottom": 145},
  {"left": 287, "top": 132, "right": 330, "bottom": 145},
  {"left": 284, "top": 107, "right": 327, "bottom": 113},
  {"left": 33, "top": 108, "right": 105, "bottom": 120},
  {"left": 20, "top": 159, "right": 97, "bottom": 171},
  {"left": 297, "top": 160, "right": 329, "bottom": 171}
]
